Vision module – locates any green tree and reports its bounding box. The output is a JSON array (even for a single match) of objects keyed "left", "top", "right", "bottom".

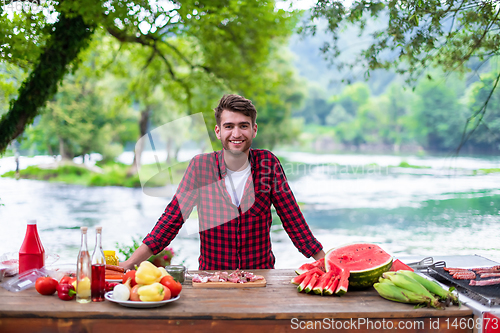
[
  {"left": 465, "top": 71, "right": 500, "bottom": 151},
  {"left": 303, "top": 0, "right": 500, "bottom": 148},
  {"left": 409, "top": 78, "right": 466, "bottom": 151},
  {"left": 0, "top": 0, "right": 298, "bottom": 154}
]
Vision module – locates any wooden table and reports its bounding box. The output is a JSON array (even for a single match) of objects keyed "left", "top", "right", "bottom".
[{"left": 0, "top": 269, "right": 474, "bottom": 333}]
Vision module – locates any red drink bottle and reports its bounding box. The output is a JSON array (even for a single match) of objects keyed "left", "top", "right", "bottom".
[
  {"left": 19, "top": 220, "right": 45, "bottom": 274},
  {"left": 91, "top": 226, "right": 106, "bottom": 302}
]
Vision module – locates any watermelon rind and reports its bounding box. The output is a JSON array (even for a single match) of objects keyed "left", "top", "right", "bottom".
[{"left": 325, "top": 243, "right": 393, "bottom": 289}]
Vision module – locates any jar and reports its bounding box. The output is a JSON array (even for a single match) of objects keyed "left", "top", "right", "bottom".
[
  {"left": 165, "top": 265, "right": 186, "bottom": 283},
  {"left": 103, "top": 250, "right": 119, "bottom": 266}
]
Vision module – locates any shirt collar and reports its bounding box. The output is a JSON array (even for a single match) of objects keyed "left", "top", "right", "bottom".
[{"left": 217, "top": 149, "right": 255, "bottom": 179}]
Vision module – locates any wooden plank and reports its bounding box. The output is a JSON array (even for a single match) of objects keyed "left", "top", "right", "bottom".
[
  {"left": 0, "top": 316, "right": 474, "bottom": 333},
  {"left": 192, "top": 276, "right": 266, "bottom": 288}
]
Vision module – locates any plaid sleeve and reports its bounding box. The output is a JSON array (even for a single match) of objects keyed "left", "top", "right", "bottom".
[
  {"left": 143, "top": 157, "right": 200, "bottom": 254},
  {"left": 269, "top": 154, "right": 323, "bottom": 258}
]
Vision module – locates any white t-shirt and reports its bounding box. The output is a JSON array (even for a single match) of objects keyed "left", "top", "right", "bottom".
[{"left": 225, "top": 163, "right": 251, "bottom": 207}]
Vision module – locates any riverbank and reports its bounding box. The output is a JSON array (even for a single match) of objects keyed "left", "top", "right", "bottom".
[{"left": 1, "top": 160, "right": 189, "bottom": 187}]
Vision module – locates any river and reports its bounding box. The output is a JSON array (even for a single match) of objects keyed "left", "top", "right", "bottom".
[{"left": 1, "top": 152, "right": 499, "bottom": 270}]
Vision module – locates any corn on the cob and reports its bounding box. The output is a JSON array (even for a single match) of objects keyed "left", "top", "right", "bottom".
[
  {"left": 382, "top": 272, "right": 435, "bottom": 299},
  {"left": 398, "top": 270, "right": 459, "bottom": 305},
  {"left": 374, "top": 282, "right": 429, "bottom": 304}
]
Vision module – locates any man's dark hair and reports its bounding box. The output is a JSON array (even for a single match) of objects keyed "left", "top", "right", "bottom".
[{"left": 214, "top": 94, "right": 257, "bottom": 126}]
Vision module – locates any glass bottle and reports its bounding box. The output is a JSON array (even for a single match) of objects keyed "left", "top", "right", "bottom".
[
  {"left": 19, "top": 220, "right": 45, "bottom": 274},
  {"left": 76, "top": 226, "right": 91, "bottom": 303},
  {"left": 91, "top": 226, "right": 106, "bottom": 302}
]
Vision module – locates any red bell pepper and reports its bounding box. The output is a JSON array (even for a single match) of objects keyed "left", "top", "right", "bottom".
[{"left": 57, "top": 283, "right": 76, "bottom": 301}]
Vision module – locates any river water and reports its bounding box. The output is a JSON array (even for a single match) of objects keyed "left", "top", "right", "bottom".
[{"left": 1, "top": 152, "right": 499, "bottom": 269}]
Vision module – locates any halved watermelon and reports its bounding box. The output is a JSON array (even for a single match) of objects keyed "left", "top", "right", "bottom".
[
  {"left": 325, "top": 243, "right": 393, "bottom": 289},
  {"left": 295, "top": 258, "right": 325, "bottom": 275},
  {"left": 389, "top": 259, "right": 414, "bottom": 272}
]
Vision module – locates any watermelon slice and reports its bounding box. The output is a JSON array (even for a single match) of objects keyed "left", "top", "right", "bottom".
[
  {"left": 304, "top": 273, "right": 320, "bottom": 293},
  {"left": 292, "top": 267, "right": 325, "bottom": 285},
  {"left": 389, "top": 259, "right": 414, "bottom": 272},
  {"left": 312, "top": 270, "right": 334, "bottom": 295},
  {"left": 295, "top": 258, "right": 325, "bottom": 275},
  {"left": 297, "top": 273, "right": 314, "bottom": 293},
  {"left": 325, "top": 243, "right": 393, "bottom": 289},
  {"left": 325, "top": 261, "right": 349, "bottom": 296},
  {"left": 291, "top": 271, "right": 310, "bottom": 286},
  {"left": 323, "top": 275, "right": 339, "bottom": 296}
]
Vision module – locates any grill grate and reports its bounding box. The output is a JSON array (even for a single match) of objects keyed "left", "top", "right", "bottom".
[{"left": 426, "top": 266, "right": 500, "bottom": 307}]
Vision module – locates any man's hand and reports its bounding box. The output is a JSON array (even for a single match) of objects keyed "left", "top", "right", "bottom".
[
  {"left": 312, "top": 250, "right": 325, "bottom": 261},
  {"left": 118, "top": 243, "right": 154, "bottom": 271}
]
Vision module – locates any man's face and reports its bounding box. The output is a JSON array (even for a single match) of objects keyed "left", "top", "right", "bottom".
[{"left": 215, "top": 110, "right": 257, "bottom": 156}]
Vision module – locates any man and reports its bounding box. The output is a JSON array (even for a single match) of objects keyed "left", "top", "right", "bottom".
[{"left": 121, "top": 94, "right": 324, "bottom": 270}]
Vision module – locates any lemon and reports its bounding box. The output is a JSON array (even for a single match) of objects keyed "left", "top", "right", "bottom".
[{"left": 76, "top": 277, "right": 91, "bottom": 297}]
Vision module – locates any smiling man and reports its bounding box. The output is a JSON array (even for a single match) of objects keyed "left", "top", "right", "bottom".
[{"left": 122, "top": 94, "right": 325, "bottom": 270}]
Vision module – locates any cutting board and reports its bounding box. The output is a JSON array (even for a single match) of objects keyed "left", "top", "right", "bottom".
[{"left": 192, "top": 276, "right": 266, "bottom": 288}]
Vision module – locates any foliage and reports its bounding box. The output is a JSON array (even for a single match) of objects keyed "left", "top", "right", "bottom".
[
  {"left": 302, "top": 0, "right": 500, "bottom": 149},
  {"left": 1, "top": 161, "right": 189, "bottom": 187},
  {"left": 0, "top": 0, "right": 300, "bottom": 154},
  {"left": 116, "top": 235, "right": 143, "bottom": 262},
  {"left": 0, "top": 7, "right": 94, "bottom": 153}
]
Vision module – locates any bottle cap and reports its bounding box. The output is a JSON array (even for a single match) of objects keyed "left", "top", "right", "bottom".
[
  {"left": 27, "top": 220, "right": 37, "bottom": 225},
  {"left": 81, "top": 227, "right": 88, "bottom": 233},
  {"left": 95, "top": 226, "right": 102, "bottom": 233}
]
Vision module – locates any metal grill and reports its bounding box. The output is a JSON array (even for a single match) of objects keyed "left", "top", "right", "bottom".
[{"left": 426, "top": 265, "right": 500, "bottom": 307}]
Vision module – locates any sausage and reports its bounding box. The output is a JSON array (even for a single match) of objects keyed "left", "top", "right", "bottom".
[
  {"left": 106, "top": 264, "right": 125, "bottom": 273},
  {"left": 470, "top": 278, "right": 500, "bottom": 286}
]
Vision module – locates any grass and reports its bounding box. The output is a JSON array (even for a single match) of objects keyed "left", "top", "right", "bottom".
[
  {"left": 1, "top": 161, "right": 190, "bottom": 188},
  {"left": 394, "top": 161, "right": 431, "bottom": 169},
  {"left": 474, "top": 168, "right": 500, "bottom": 175}
]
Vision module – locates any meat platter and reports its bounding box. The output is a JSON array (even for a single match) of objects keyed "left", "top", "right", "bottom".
[{"left": 191, "top": 270, "right": 267, "bottom": 288}]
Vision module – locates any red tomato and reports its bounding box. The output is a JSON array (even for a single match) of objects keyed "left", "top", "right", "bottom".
[
  {"left": 60, "top": 275, "right": 76, "bottom": 285},
  {"left": 162, "top": 285, "right": 171, "bottom": 300},
  {"left": 160, "top": 276, "right": 182, "bottom": 298},
  {"left": 122, "top": 270, "right": 137, "bottom": 287},
  {"left": 35, "top": 277, "right": 59, "bottom": 295}
]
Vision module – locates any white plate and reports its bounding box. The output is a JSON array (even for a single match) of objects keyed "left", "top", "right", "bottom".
[
  {"left": 104, "top": 291, "right": 180, "bottom": 308},
  {"left": 105, "top": 279, "right": 122, "bottom": 283}
]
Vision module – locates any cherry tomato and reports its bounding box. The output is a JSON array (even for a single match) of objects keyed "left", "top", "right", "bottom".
[
  {"left": 122, "top": 270, "right": 137, "bottom": 287},
  {"left": 35, "top": 276, "right": 59, "bottom": 295},
  {"left": 160, "top": 275, "right": 182, "bottom": 298},
  {"left": 130, "top": 284, "right": 141, "bottom": 301}
]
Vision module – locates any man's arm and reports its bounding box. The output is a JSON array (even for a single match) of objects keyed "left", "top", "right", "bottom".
[
  {"left": 120, "top": 158, "right": 200, "bottom": 270},
  {"left": 269, "top": 155, "right": 324, "bottom": 259},
  {"left": 313, "top": 250, "right": 325, "bottom": 261},
  {"left": 120, "top": 244, "right": 153, "bottom": 271}
]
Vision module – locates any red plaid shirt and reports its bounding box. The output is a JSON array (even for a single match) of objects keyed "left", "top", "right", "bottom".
[{"left": 143, "top": 149, "right": 323, "bottom": 270}]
